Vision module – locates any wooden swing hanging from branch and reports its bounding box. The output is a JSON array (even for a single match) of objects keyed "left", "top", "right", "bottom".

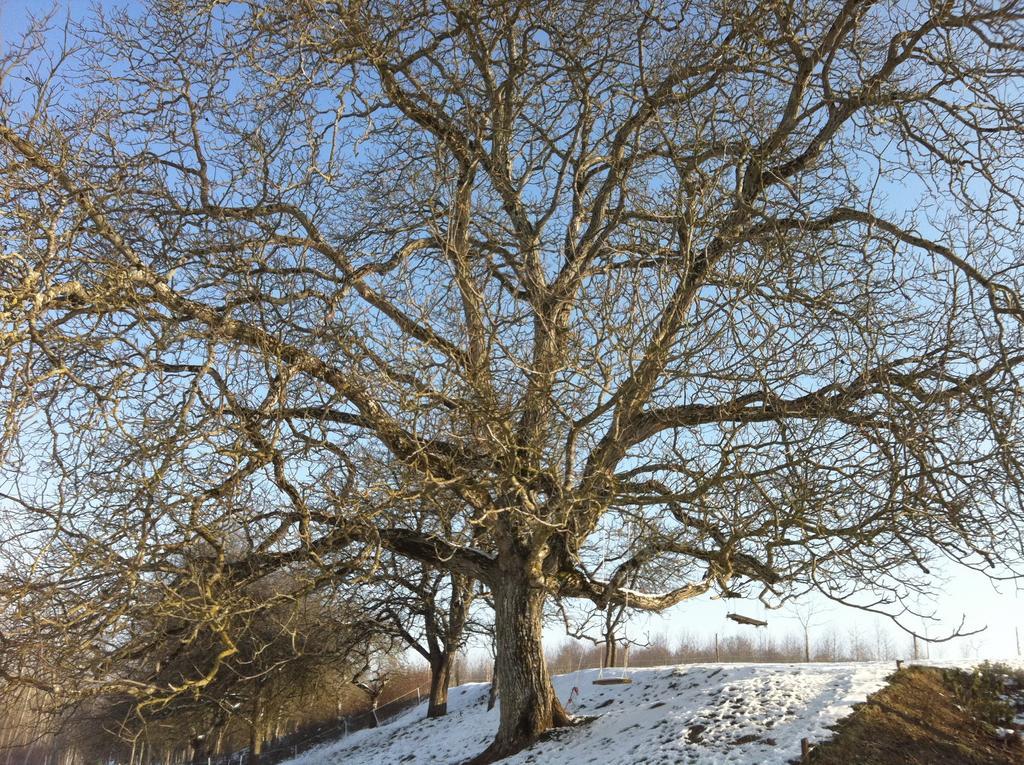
[
  {"left": 593, "top": 592, "right": 633, "bottom": 684},
  {"left": 592, "top": 644, "right": 632, "bottom": 685},
  {"left": 726, "top": 612, "right": 768, "bottom": 628}
]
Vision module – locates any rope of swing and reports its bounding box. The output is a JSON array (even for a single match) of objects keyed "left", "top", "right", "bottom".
[{"left": 566, "top": 644, "right": 587, "bottom": 710}]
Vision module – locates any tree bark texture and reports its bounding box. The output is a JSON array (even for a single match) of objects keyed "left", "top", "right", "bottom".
[
  {"left": 468, "top": 562, "right": 571, "bottom": 763},
  {"left": 427, "top": 652, "right": 453, "bottom": 718}
]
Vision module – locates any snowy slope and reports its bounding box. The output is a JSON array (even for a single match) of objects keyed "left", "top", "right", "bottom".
[{"left": 285, "top": 661, "right": 911, "bottom": 765}]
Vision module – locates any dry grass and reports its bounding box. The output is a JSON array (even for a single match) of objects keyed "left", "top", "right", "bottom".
[{"left": 805, "top": 665, "right": 1024, "bottom": 765}]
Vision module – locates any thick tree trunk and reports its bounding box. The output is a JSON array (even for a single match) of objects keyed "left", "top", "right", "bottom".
[
  {"left": 214, "top": 723, "right": 226, "bottom": 756},
  {"left": 250, "top": 731, "right": 263, "bottom": 764},
  {"left": 190, "top": 735, "right": 207, "bottom": 763},
  {"left": 427, "top": 651, "right": 453, "bottom": 718},
  {"left": 468, "top": 566, "right": 571, "bottom": 764},
  {"left": 249, "top": 690, "right": 264, "bottom": 765}
]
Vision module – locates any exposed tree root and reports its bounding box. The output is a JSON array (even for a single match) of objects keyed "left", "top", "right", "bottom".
[{"left": 461, "top": 697, "right": 578, "bottom": 765}]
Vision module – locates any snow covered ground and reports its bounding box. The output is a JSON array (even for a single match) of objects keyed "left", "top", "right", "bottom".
[{"left": 283, "top": 661, "right": 923, "bottom": 765}]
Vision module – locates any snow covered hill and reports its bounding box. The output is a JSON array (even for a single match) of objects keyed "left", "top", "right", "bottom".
[{"left": 284, "top": 661, "right": 918, "bottom": 765}]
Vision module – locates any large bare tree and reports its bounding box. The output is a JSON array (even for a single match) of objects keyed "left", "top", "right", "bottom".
[{"left": 4, "top": 1, "right": 1024, "bottom": 760}]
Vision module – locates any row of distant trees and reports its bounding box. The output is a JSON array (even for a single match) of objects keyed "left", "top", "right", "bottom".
[
  {"left": 0, "top": 532, "right": 491, "bottom": 765},
  {"left": 548, "top": 625, "right": 903, "bottom": 672},
  {"left": 0, "top": 566, "right": 383, "bottom": 765}
]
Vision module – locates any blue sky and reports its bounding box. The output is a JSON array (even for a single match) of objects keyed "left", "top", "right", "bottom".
[{"left": 0, "top": 0, "right": 91, "bottom": 40}]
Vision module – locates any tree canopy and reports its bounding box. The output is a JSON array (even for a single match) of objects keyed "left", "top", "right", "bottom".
[{"left": 3, "top": 1, "right": 1024, "bottom": 760}]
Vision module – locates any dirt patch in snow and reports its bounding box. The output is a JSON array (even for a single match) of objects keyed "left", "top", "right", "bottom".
[{"left": 805, "top": 664, "right": 1024, "bottom": 764}]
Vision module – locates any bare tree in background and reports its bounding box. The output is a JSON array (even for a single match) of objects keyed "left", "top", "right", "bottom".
[
  {"left": 5, "top": 1, "right": 1024, "bottom": 760},
  {"left": 375, "top": 556, "right": 477, "bottom": 718},
  {"left": 557, "top": 559, "right": 650, "bottom": 671},
  {"left": 790, "top": 601, "right": 826, "bottom": 663},
  {"left": 365, "top": 472, "right": 481, "bottom": 719}
]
